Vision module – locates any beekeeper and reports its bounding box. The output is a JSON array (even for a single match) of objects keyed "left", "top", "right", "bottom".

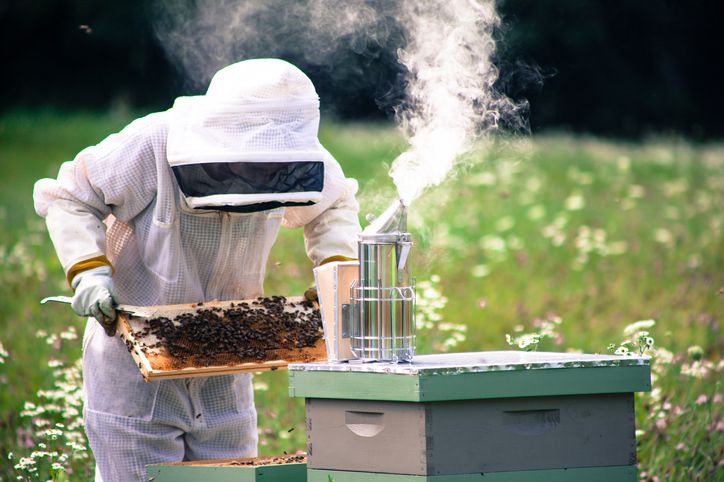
[{"left": 33, "top": 58, "right": 360, "bottom": 482}]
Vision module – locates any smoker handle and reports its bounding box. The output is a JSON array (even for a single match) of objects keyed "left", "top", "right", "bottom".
[
  {"left": 397, "top": 241, "right": 412, "bottom": 271},
  {"left": 344, "top": 411, "right": 385, "bottom": 438}
]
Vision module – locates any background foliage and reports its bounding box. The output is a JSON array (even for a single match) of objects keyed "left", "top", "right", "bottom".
[{"left": 0, "top": 1, "right": 723, "bottom": 137}]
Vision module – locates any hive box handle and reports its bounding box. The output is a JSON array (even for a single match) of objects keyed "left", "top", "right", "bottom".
[
  {"left": 345, "top": 411, "right": 385, "bottom": 437},
  {"left": 503, "top": 409, "right": 561, "bottom": 436}
]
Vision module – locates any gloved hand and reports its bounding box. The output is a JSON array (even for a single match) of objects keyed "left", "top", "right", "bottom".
[{"left": 71, "top": 266, "right": 118, "bottom": 336}]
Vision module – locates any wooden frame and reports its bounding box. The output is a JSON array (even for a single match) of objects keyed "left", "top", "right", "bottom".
[{"left": 117, "top": 297, "right": 326, "bottom": 381}]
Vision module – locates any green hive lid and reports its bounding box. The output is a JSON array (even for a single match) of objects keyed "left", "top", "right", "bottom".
[{"left": 288, "top": 351, "right": 651, "bottom": 401}]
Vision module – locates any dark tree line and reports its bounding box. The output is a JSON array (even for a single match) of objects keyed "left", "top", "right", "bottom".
[{"left": 1, "top": 0, "right": 722, "bottom": 137}]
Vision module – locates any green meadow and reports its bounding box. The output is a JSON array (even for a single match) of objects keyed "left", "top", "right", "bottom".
[{"left": 0, "top": 110, "right": 721, "bottom": 481}]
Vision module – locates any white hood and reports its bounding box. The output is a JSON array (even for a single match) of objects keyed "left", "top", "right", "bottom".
[{"left": 167, "top": 59, "right": 326, "bottom": 211}]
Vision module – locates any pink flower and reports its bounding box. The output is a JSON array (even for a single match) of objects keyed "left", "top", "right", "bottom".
[
  {"left": 713, "top": 393, "right": 723, "bottom": 404},
  {"left": 675, "top": 442, "right": 686, "bottom": 451},
  {"left": 695, "top": 394, "right": 708, "bottom": 405},
  {"left": 477, "top": 298, "right": 487, "bottom": 309},
  {"left": 655, "top": 418, "right": 667, "bottom": 431}
]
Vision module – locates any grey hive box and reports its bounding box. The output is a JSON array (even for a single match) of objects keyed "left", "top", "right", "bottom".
[{"left": 288, "top": 351, "right": 651, "bottom": 482}]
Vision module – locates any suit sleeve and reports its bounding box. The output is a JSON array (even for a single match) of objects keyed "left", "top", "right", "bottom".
[
  {"left": 33, "top": 115, "right": 162, "bottom": 282},
  {"left": 282, "top": 149, "right": 361, "bottom": 265}
]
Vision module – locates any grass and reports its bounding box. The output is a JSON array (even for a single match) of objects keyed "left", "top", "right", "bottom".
[{"left": 0, "top": 110, "right": 722, "bottom": 481}]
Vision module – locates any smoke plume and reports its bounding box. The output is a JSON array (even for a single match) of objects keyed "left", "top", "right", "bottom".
[
  {"left": 390, "top": 0, "right": 526, "bottom": 205},
  {"left": 153, "top": 0, "right": 527, "bottom": 206}
]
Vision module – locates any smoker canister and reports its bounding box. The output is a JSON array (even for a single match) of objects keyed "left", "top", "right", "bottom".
[{"left": 351, "top": 231, "right": 415, "bottom": 362}]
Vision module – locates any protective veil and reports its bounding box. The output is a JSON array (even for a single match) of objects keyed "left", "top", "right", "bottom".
[
  {"left": 168, "top": 59, "right": 327, "bottom": 213},
  {"left": 34, "top": 59, "right": 360, "bottom": 482}
]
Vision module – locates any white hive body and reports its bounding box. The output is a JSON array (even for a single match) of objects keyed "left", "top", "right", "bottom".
[{"left": 351, "top": 199, "right": 416, "bottom": 362}]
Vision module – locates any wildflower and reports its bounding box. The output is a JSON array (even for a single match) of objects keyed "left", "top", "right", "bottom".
[
  {"left": 675, "top": 443, "right": 686, "bottom": 451},
  {"left": 253, "top": 381, "right": 269, "bottom": 391},
  {"left": 60, "top": 328, "right": 78, "bottom": 341},
  {"left": 0, "top": 340, "right": 8, "bottom": 363},
  {"left": 655, "top": 418, "right": 667, "bottom": 431},
  {"left": 48, "top": 359, "right": 63, "bottom": 368},
  {"left": 43, "top": 428, "right": 64, "bottom": 440},
  {"left": 695, "top": 394, "right": 708, "bottom": 405},
  {"left": 471, "top": 264, "right": 490, "bottom": 278},
  {"left": 14, "top": 456, "right": 36, "bottom": 469},
  {"left": 480, "top": 235, "right": 506, "bottom": 255},
  {"left": 680, "top": 360, "right": 714, "bottom": 379},
  {"left": 623, "top": 320, "right": 656, "bottom": 337},
  {"left": 653, "top": 228, "right": 673, "bottom": 246},
  {"left": 687, "top": 345, "right": 704, "bottom": 361},
  {"left": 551, "top": 233, "right": 566, "bottom": 246},
  {"left": 714, "top": 394, "right": 723, "bottom": 404},
  {"left": 527, "top": 205, "right": 545, "bottom": 220},
  {"left": 653, "top": 347, "right": 673, "bottom": 365},
  {"left": 565, "top": 192, "right": 585, "bottom": 210}
]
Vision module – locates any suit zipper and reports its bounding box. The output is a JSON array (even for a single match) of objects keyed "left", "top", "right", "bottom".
[{"left": 207, "top": 211, "right": 233, "bottom": 299}]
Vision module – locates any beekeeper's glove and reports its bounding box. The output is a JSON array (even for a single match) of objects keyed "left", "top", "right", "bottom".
[{"left": 71, "top": 266, "right": 118, "bottom": 336}]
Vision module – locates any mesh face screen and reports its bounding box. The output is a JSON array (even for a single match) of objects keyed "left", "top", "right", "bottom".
[{"left": 172, "top": 161, "right": 324, "bottom": 196}]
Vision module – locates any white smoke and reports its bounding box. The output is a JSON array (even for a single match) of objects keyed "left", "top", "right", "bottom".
[
  {"left": 153, "top": 0, "right": 526, "bottom": 206},
  {"left": 390, "top": 0, "right": 524, "bottom": 205},
  {"left": 153, "top": 0, "right": 388, "bottom": 88}
]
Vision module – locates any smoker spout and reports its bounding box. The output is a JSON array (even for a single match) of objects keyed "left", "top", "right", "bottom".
[{"left": 363, "top": 199, "right": 408, "bottom": 234}]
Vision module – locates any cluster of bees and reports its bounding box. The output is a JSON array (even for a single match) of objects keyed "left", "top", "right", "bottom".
[
  {"left": 228, "top": 455, "right": 307, "bottom": 466},
  {"left": 130, "top": 296, "right": 322, "bottom": 368}
]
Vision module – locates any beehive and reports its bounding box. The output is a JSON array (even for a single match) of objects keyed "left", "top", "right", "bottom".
[
  {"left": 289, "top": 351, "right": 650, "bottom": 482},
  {"left": 147, "top": 455, "right": 307, "bottom": 481}
]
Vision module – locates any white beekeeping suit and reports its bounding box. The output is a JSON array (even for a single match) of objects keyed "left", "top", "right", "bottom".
[{"left": 33, "top": 59, "right": 360, "bottom": 482}]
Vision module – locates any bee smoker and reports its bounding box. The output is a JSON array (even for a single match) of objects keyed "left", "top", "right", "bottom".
[{"left": 350, "top": 200, "right": 416, "bottom": 362}]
